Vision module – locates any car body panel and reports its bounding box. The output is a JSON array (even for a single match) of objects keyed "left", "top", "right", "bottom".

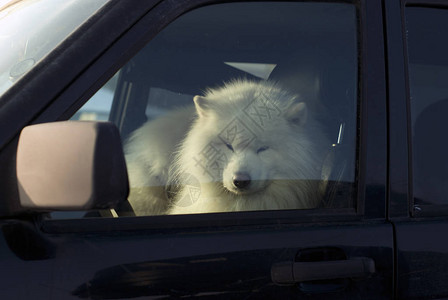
[
  {"left": 0, "top": 0, "right": 447, "bottom": 298},
  {"left": 1, "top": 218, "right": 393, "bottom": 299},
  {"left": 386, "top": 1, "right": 448, "bottom": 298}
]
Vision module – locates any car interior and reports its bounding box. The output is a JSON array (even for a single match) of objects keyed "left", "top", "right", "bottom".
[{"left": 46, "top": 2, "right": 359, "bottom": 218}]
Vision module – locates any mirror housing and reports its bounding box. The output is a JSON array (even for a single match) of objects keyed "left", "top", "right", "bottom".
[{"left": 16, "top": 121, "right": 129, "bottom": 211}]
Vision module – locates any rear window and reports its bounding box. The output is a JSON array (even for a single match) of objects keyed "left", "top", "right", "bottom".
[{"left": 406, "top": 6, "right": 448, "bottom": 212}]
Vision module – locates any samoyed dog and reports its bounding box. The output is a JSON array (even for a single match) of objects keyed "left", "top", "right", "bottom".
[{"left": 125, "top": 80, "right": 329, "bottom": 215}]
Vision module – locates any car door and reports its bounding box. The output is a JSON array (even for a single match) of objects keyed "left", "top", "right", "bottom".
[
  {"left": 0, "top": 0, "right": 393, "bottom": 299},
  {"left": 386, "top": 0, "right": 448, "bottom": 299}
]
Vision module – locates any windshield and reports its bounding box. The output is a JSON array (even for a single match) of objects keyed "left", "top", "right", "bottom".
[{"left": 0, "top": 0, "right": 109, "bottom": 97}]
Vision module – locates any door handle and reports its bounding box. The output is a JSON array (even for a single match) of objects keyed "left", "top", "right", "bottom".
[{"left": 271, "top": 257, "right": 375, "bottom": 285}]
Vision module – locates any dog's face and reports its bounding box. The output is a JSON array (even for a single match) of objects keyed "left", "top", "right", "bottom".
[
  {"left": 184, "top": 131, "right": 280, "bottom": 195},
  {"left": 221, "top": 142, "right": 277, "bottom": 195},
  {"left": 184, "top": 83, "right": 309, "bottom": 196}
]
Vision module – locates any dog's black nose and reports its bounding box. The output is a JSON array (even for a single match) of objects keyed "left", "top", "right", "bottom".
[{"left": 232, "top": 173, "right": 251, "bottom": 189}]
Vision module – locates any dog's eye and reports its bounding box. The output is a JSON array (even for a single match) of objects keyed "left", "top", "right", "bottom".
[
  {"left": 256, "top": 146, "right": 269, "bottom": 154},
  {"left": 225, "top": 143, "right": 234, "bottom": 152}
]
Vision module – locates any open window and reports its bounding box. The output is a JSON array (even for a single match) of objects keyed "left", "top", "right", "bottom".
[{"left": 66, "top": 1, "right": 359, "bottom": 217}]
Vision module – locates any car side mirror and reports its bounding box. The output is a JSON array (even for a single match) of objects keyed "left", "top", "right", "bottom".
[{"left": 16, "top": 121, "right": 129, "bottom": 211}]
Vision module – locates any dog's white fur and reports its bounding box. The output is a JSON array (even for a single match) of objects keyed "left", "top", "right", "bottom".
[{"left": 125, "top": 80, "right": 328, "bottom": 215}]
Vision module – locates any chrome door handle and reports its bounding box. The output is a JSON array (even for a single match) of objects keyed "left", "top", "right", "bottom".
[{"left": 271, "top": 257, "right": 375, "bottom": 285}]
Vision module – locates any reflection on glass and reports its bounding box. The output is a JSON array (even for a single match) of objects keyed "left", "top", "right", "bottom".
[{"left": 0, "top": 0, "right": 109, "bottom": 97}]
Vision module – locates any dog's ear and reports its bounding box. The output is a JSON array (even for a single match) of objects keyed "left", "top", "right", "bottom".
[
  {"left": 193, "top": 96, "right": 210, "bottom": 118},
  {"left": 286, "top": 102, "right": 307, "bottom": 126}
]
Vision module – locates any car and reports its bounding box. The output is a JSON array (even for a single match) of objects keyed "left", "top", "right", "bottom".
[{"left": 0, "top": 0, "right": 447, "bottom": 298}]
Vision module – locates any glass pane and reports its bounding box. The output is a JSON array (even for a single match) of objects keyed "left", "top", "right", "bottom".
[
  {"left": 68, "top": 2, "right": 359, "bottom": 218},
  {"left": 0, "top": 0, "right": 109, "bottom": 97},
  {"left": 71, "top": 72, "right": 119, "bottom": 121},
  {"left": 407, "top": 7, "right": 448, "bottom": 207}
]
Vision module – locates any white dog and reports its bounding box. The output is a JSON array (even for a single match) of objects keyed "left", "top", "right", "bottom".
[{"left": 125, "top": 80, "right": 329, "bottom": 215}]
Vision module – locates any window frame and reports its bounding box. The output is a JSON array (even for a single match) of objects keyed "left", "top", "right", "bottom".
[{"left": 3, "top": 0, "right": 388, "bottom": 226}]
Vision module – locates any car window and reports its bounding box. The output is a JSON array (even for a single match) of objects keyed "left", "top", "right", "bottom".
[
  {"left": 67, "top": 2, "right": 358, "bottom": 217},
  {"left": 0, "top": 0, "right": 110, "bottom": 97},
  {"left": 406, "top": 7, "right": 448, "bottom": 212},
  {"left": 72, "top": 73, "right": 119, "bottom": 121}
]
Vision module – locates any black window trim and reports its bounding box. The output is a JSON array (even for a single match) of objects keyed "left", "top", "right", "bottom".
[{"left": 5, "top": 0, "right": 387, "bottom": 229}]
